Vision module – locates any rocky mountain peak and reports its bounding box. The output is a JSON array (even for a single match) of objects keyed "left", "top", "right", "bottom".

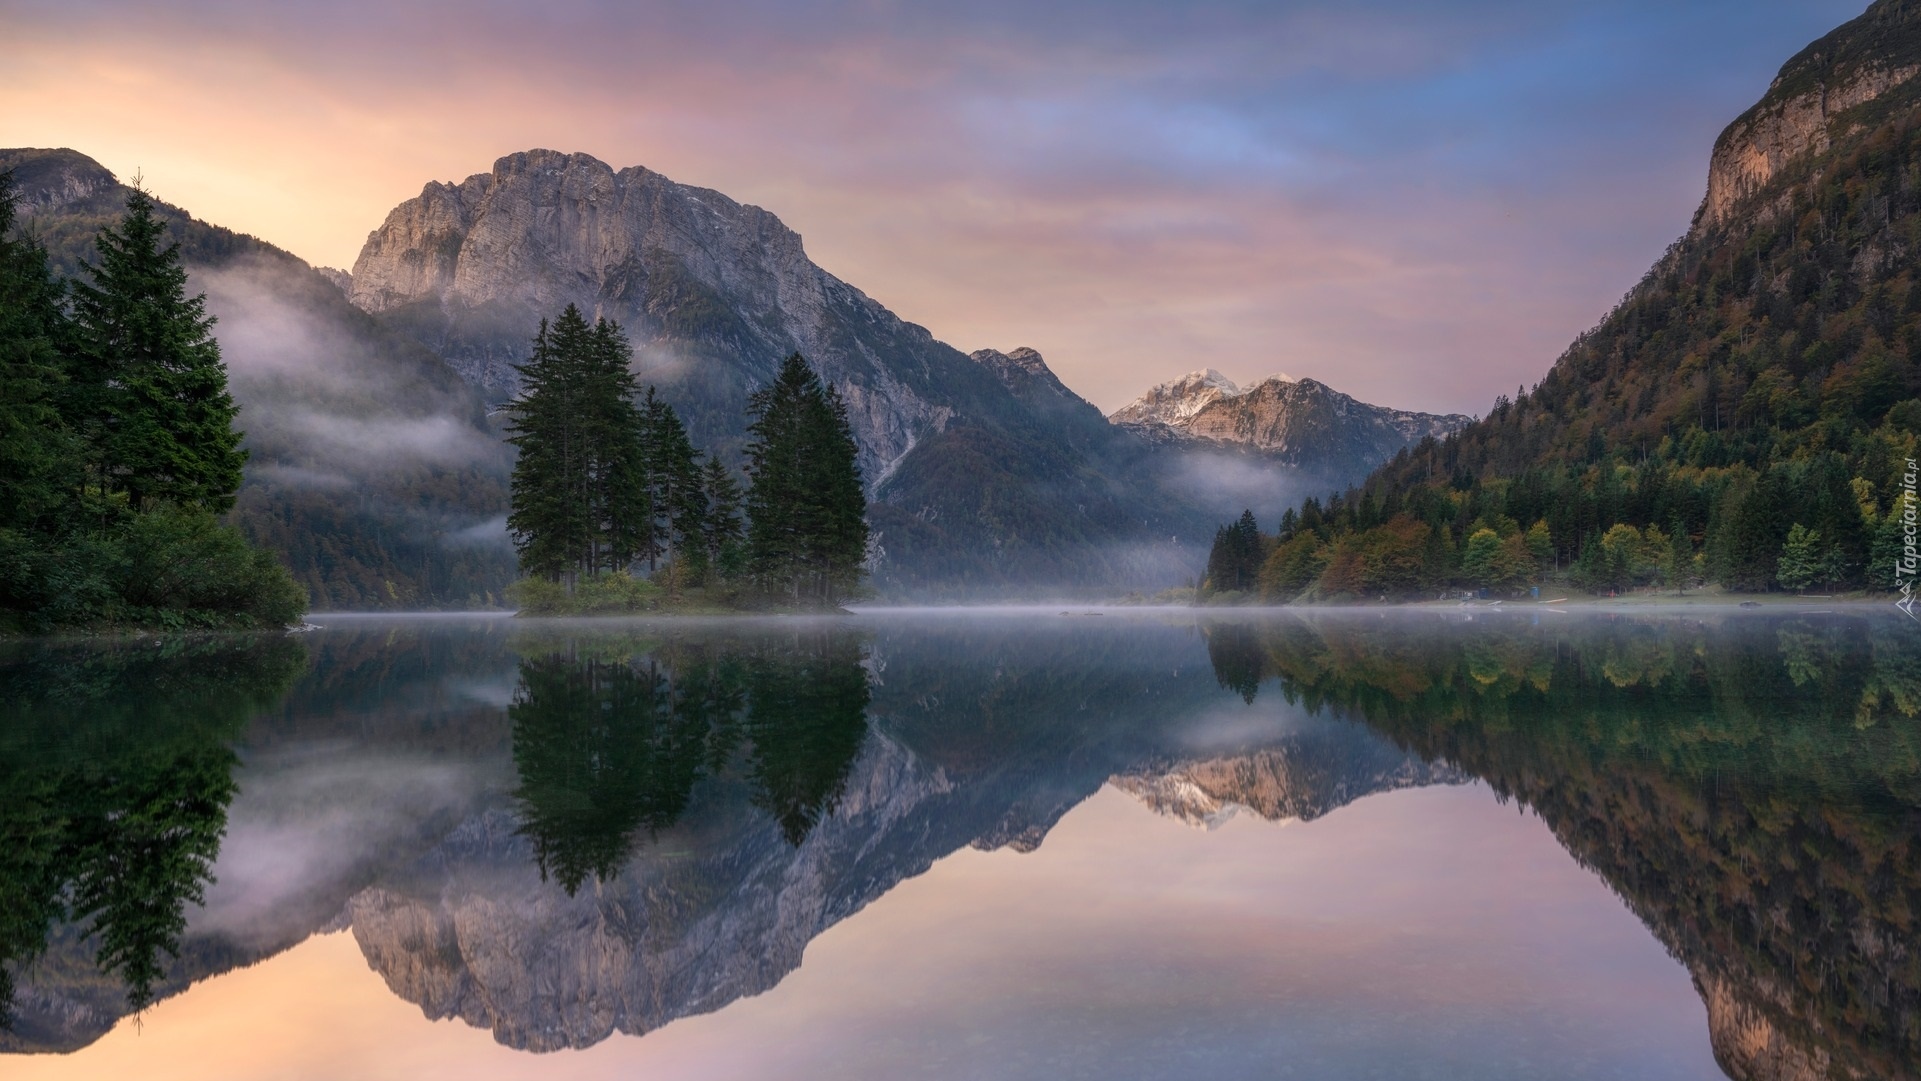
[
  {"left": 0, "top": 147, "right": 118, "bottom": 216},
  {"left": 344, "top": 148, "right": 980, "bottom": 485},
  {"left": 1110, "top": 367, "right": 1471, "bottom": 479},
  {"left": 1108, "top": 368, "right": 1246, "bottom": 427}
]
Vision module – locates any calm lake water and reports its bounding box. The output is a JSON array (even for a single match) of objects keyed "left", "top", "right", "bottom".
[{"left": 1, "top": 609, "right": 1916, "bottom": 1081}]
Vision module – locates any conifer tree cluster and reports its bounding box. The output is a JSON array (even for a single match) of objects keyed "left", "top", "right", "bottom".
[
  {"left": 0, "top": 172, "right": 303, "bottom": 631},
  {"left": 507, "top": 305, "right": 735, "bottom": 589},
  {"left": 743, "top": 354, "right": 869, "bottom": 606},
  {"left": 1202, "top": 510, "right": 1262, "bottom": 595},
  {"left": 506, "top": 326, "right": 862, "bottom": 609}
]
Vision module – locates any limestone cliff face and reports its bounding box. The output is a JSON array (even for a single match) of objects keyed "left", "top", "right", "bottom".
[
  {"left": 1698, "top": 0, "right": 1921, "bottom": 233},
  {"left": 1110, "top": 371, "right": 1470, "bottom": 480},
  {"left": 347, "top": 149, "right": 968, "bottom": 484},
  {"left": 1702, "top": 65, "right": 1917, "bottom": 230}
]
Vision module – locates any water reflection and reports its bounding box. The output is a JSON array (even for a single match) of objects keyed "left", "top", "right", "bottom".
[
  {"left": 2, "top": 611, "right": 1915, "bottom": 1081},
  {"left": 1203, "top": 612, "right": 1921, "bottom": 1081},
  {"left": 0, "top": 636, "right": 306, "bottom": 1032},
  {"left": 509, "top": 631, "right": 869, "bottom": 893}
]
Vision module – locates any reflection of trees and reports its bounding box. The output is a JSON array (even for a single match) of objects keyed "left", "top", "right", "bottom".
[
  {"left": 741, "top": 636, "right": 870, "bottom": 846},
  {"left": 1217, "top": 614, "right": 1921, "bottom": 1081},
  {"left": 1201, "top": 622, "right": 1263, "bottom": 704},
  {"left": 509, "top": 631, "right": 870, "bottom": 893},
  {"left": 0, "top": 637, "right": 307, "bottom": 1024}
]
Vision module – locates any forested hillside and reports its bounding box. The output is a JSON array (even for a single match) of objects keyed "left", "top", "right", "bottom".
[
  {"left": 0, "top": 149, "right": 515, "bottom": 610},
  {"left": 1234, "top": 0, "right": 1921, "bottom": 601}
]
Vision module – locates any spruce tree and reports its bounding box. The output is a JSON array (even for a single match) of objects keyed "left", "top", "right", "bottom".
[
  {"left": 701, "top": 455, "right": 746, "bottom": 583},
  {"left": 586, "top": 319, "right": 649, "bottom": 574},
  {"left": 0, "top": 171, "right": 75, "bottom": 533},
  {"left": 744, "top": 354, "right": 868, "bottom": 606},
  {"left": 507, "top": 309, "right": 598, "bottom": 582},
  {"left": 69, "top": 184, "right": 245, "bottom": 514}
]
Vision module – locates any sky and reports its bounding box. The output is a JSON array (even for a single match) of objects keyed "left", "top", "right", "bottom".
[{"left": 0, "top": 0, "right": 1872, "bottom": 414}]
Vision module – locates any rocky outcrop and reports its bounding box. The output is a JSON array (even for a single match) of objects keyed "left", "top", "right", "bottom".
[
  {"left": 1697, "top": 0, "right": 1921, "bottom": 234},
  {"left": 1702, "top": 64, "right": 1917, "bottom": 230},
  {"left": 314, "top": 266, "right": 353, "bottom": 294},
  {"left": 1110, "top": 371, "right": 1470, "bottom": 479},
  {"left": 1699, "top": 972, "right": 1832, "bottom": 1081},
  {"left": 346, "top": 149, "right": 982, "bottom": 485}
]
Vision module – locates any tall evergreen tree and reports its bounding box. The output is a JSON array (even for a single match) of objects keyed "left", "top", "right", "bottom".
[
  {"left": 641, "top": 389, "right": 706, "bottom": 576},
  {"left": 701, "top": 455, "right": 746, "bottom": 583},
  {"left": 586, "top": 319, "right": 650, "bottom": 574},
  {"left": 507, "top": 311, "right": 598, "bottom": 582},
  {"left": 744, "top": 354, "right": 868, "bottom": 606},
  {"left": 69, "top": 184, "right": 245, "bottom": 514},
  {"left": 0, "top": 171, "right": 74, "bottom": 533}
]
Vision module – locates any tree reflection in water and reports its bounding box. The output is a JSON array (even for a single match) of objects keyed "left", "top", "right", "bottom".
[
  {"left": 510, "top": 630, "right": 870, "bottom": 894},
  {"left": 0, "top": 636, "right": 306, "bottom": 1024},
  {"left": 1202, "top": 612, "right": 1921, "bottom": 1081}
]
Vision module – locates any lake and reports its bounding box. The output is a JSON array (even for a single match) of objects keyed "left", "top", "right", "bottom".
[{"left": 1, "top": 608, "right": 1915, "bottom": 1081}]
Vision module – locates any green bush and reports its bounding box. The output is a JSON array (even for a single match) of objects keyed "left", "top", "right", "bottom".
[
  {"left": 0, "top": 506, "right": 306, "bottom": 633},
  {"left": 507, "top": 572, "right": 663, "bottom": 615}
]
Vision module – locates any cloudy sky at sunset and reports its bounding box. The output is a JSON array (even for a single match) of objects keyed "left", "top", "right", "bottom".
[{"left": 1, "top": 0, "right": 1870, "bottom": 413}]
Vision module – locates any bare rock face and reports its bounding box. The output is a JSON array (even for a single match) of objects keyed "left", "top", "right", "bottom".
[
  {"left": 346, "top": 149, "right": 972, "bottom": 485},
  {"left": 1702, "top": 64, "right": 1917, "bottom": 231},
  {"left": 313, "top": 266, "right": 353, "bottom": 294},
  {"left": 1110, "top": 371, "right": 1470, "bottom": 477},
  {"left": 1698, "top": 0, "right": 1921, "bottom": 234},
  {"left": 1698, "top": 972, "right": 1834, "bottom": 1081}
]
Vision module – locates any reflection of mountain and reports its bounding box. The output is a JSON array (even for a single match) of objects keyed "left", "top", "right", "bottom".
[
  {"left": 2, "top": 617, "right": 1448, "bottom": 1055},
  {"left": 1234, "top": 612, "right": 1921, "bottom": 1081}
]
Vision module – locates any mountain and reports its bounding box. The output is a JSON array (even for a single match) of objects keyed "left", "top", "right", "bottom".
[
  {"left": 342, "top": 150, "right": 1235, "bottom": 593},
  {"left": 1284, "top": 0, "right": 1921, "bottom": 598},
  {"left": 1112, "top": 370, "right": 1472, "bottom": 484},
  {"left": 0, "top": 148, "right": 516, "bottom": 609}
]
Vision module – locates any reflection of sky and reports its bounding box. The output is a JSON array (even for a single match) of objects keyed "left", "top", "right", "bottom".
[
  {"left": 16, "top": 783, "right": 1722, "bottom": 1080},
  {"left": 0, "top": 1, "right": 1865, "bottom": 414}
]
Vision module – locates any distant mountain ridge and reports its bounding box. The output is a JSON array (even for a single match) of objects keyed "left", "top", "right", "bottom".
[{"left": 1112, "top": 369, "right": 1473, "bottom": 482}]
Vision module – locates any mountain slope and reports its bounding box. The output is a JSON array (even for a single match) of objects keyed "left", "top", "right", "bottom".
[
  {"left": 0, "top": 148, "right": 515, "bottom": 608},
  {"left": 1285, "top": 0, "right": 1921, "bottom": 597}
]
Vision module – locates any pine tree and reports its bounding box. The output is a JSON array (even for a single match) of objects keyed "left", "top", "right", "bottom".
[
  {"left": 69, "top": 184, "right": 245, "bottom": 514},
  {"left": 0, "top": 171, "right": 75, "bottom": 533},
  {"left": 744, "top": 354, "right": 868, "bottom": 606}
]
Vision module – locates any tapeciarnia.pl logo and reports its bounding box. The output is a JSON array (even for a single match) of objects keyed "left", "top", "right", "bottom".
[{"left": 1899, "top": 457, "right": 1919, "bottom": 621}]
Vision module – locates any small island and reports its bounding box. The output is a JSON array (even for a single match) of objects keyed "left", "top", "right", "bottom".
[{"left": 502, "top": 310, "right": 867, "bottom": 615}]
